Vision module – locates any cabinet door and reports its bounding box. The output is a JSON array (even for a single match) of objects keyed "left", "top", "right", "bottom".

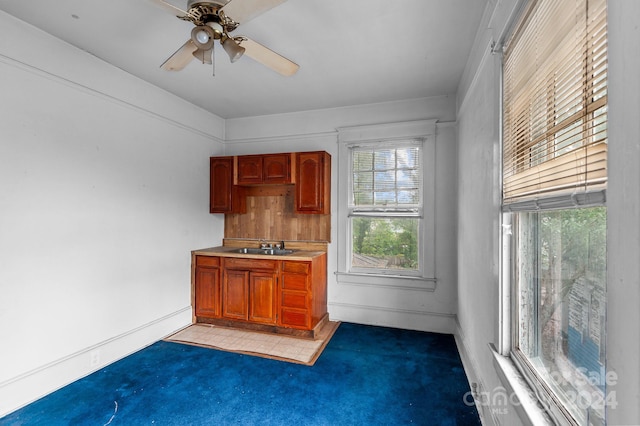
[
  {"left": 222, "top": 269, "right": 249, "bottom": 320},
  {"left": 237, "top": 155, "right": 263, "bottom": 185},
  {"left": 195, "top": 267, "right": 220, "bottom": 318},
  {"left": 210, "top": 157, "right": 233, "bottom": 213},
  {"left": 263, "top": 154, "right": 291, "bottom": 184},
  {"left": 210, "top": 157, "right": 245, "bottom": 213},
  {"left": 194, "top": 257, "right": 221, "bottom": 318},
  {"left": 249, "top": 272, "right": 277, "bottom": 324},
  {"left": 295, "top": 151, "right": 331, "bottom": 214}
]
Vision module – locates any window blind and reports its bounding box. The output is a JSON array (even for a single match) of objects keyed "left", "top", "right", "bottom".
[
  {"left": 502, "top": 0, "right": 607, "bottom": 205},
  {"left": 350, "top": 144, "right": 422, "bottom": 214}
]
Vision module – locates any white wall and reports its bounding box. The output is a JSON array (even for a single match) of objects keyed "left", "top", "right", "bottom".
[
  {"left": 605, "top": 1, "right": 640, "bottom": 423},
  {"left": 0, "top": 12, "right": 226, "bottom": 416},
  {"left": 225, "top": 96, "right": 460, "bottom": 334},
  {"left": 5, "top": 0, "right": 638, "bottom": 422},
  {"left": 455, "top": 1, "right": 518, "bottom": 423},
  {"left": 455, "top": 1, "right": 640, "bottom": 425}
]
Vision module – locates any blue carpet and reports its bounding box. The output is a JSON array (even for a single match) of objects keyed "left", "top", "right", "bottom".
[{"left": 1, "top": 323, "right": 481, "bottom": 425}]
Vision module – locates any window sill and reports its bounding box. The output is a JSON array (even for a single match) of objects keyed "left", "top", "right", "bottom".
[
  {"left": 489, "top": 344, "right": 555, "bottom": 426},
  {"left": 335, "top": 271, "right": 436, "bottom": 291}
]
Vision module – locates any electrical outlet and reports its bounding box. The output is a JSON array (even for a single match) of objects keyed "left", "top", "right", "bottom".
[{"left": 90, "top": 350, "right": 100, "bottom": 367}]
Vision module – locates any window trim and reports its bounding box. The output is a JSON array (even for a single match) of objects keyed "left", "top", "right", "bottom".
[{"left": 336, "top": 119, "right": 436, "bottom": 288}]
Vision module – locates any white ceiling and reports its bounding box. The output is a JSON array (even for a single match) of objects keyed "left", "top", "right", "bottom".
[{"left": 0, "top": 0, "right": 488, "bottom": 119}]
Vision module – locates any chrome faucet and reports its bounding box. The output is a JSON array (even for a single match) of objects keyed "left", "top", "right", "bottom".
[
  {"left": 259, "top": 239, "right": 273, "bottom": 249},
  {"left": 259, "top": 239, "right": 286, "bottom": 250}
]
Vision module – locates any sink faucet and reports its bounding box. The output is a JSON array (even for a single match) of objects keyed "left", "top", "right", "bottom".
[{"left": 259, "top": 239, "right": 272, "bottom": 249}]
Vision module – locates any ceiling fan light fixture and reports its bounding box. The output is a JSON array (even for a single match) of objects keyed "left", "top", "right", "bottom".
[
  {"left": 195, "top": 29, "right": 209, "bottom": 44},
  {"left": 192, "top": 48, "right": 213, "bottom": 64},
  {"left": 191, "top": 25, "right": 215, "bottom": 50},
  {"left": 155, "top": 0, "right": 298, "bottom": 76},
  {"left": 222, "top": 37, "right": 246, "bottom": 63},
  {"left": 207, "top": 21, "right": 224, "bottom": 37}
]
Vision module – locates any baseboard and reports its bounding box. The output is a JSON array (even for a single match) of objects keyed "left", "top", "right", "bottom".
[
  {"left": 454, "top": 315, "right": 492, "bottom": 425},
  {"left": 0, "top": 307, "right": 192, "bottom": 418},
  {"left": 328, "top": 302, "right": 455, "bottom": 334}
]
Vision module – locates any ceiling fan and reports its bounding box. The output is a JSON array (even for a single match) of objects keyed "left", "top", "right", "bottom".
[{"left": 150, "top": 0, "right": 299, "bottom": 76}]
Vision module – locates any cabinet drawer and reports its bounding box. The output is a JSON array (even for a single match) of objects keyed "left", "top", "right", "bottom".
[
  {"left": 281, "top": 308, "right": 309, "bottom": 327},
  {"left": 282, "top": 261, "right": 309, "bottom": 274},
  {"left": 224, "top": 257, "right": 277, "bottom": 271},
  {"left": 196, "top": 256, "right": 220, "bottom": 267},
  {"left": 282, "top": 274, "right": 307, "bottom": 291},
  {"left": 282, "top": 292, "right": 307, "bottom": 309}
]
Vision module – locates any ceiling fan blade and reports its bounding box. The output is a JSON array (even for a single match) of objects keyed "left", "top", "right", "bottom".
[
  {"left": 160, "top": 39, "right": 197, "bottom": 71},
  {"left": 147, "top": 0, "right": 188, "bottom": 17},
  {"left": 239, "top": 38, "right": 299, "bottom": 76},
  {"left": 220, "top": 0, "right": 288, "bottom": 24}
]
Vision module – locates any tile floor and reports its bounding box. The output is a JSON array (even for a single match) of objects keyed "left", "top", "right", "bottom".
[{"left": 165, "top": 324, "right": 330, "bottom": 364}]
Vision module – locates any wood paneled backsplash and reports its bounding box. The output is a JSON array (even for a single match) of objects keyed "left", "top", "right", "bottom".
[{"left": 224, "top": 185, "right": 331, "bottom": 242}]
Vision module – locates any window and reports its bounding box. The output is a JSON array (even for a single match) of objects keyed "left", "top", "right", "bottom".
[
  {"left": 350, "top": 144, "right": 422, "bottom": 274},
  {"left": 336, "top": 120, "right": 436, "bottom": 287},
  {"left": 512, "top": 207, "right": 607, "bottom": 425},
  {"left": 502, "top": 0, "right": 608, "bottom": 424}
]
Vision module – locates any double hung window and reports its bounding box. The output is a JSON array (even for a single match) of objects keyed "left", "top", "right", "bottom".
[
  {"left": 502, "top": 0, "right": 608, "bottom": 424},
  {"left": 336, "top": 120, "right": 436, "bottom": 287},
  {"left": 349, "top": 143, "right": 422, "bottom": 275}
]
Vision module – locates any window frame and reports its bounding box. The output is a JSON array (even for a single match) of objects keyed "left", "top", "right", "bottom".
[
  {"left": 336, "top": 120, "right": 436, "bottom": 289},
  {"left": 348, "top": 142, "right": 424, "bottom": 277},
  {"left": 505, "top": 204, "right": 607, "bottom": 426}
]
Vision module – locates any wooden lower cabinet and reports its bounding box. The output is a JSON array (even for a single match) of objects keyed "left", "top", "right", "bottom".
[
  {"left": 194, "top": 256, "right": 221, "bottom": 318},
  {"left": 280, "top": 261, "right": 312, "bottom": 328},
  {"left": 280, "top": 256, "right": 327, "bottom": 330},
  {"left": 248, "top": 271, "right": 277, "bottom": 324},
  {"left": 222, "top": 268, "right": 249, "bottom": 320},
  {"left": 193, "top": 253, "right": 327, "bottom": 335},
  {"left": 221, "top": 257, "right": 278, "bottom": 325}
]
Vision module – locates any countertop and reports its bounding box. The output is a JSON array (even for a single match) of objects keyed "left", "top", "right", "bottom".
[{"left": 192, "top": 246, "right": 326, "bottom": 261}]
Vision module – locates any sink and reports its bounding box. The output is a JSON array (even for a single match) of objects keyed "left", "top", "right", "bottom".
[{"left": 233, "top": 248, "right": 295, "bottom": 256}]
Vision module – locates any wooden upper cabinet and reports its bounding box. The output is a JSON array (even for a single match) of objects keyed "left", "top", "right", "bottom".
[
  {"left": 295, "top": 151, "right": 331, "bottom": 214},
  {"left": 237, "top": 153, "right": 291, "bottom": 185},
  {"left": 210, "top": 157, "right": 245, "bottom": 214},
  {"left": 210, "top": 157, "right": 234, "bottom": 213},
  {"left": 237, "top": 155, "right": 263, "bottom": 184},
  {"left": 263, "top": 154, "right": 291, "bottom": 184},
  {"left": 210, "top": 151, "right": 329, "bottom": 215}
]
